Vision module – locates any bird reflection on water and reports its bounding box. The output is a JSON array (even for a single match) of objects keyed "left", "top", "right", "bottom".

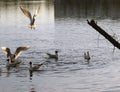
[{"left": 29, "top": 70, "right": 33, "bottom": 80}]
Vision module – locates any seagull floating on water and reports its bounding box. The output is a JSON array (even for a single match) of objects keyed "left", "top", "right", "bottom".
[
  {"left": 84, "top": 51, "right": 91, "bottom": 63},
  {"left": 46, "top": 51, "right": 58, "bottom": 60},
  {"left": 1, "top": 46, "right": 30, "bottom": 63},
  {"left": 29, "top": 61, "right": 43, "bottom": 71},
  {"left": 20, "top": 6, "right": 40, "bottom": 29}
]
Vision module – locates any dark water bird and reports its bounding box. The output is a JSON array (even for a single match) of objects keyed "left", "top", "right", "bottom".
[
  {"left": 1, "top": 46, "right": 30, "bottom": 63},
  {"left": 6, "top": 59, "right": 21, "bottom": 67},
  {"left": 29, "top": 61, "right": 43, "bottom": 71},
  {"left": 20, "top": 6, "right": 40, "bottom": 29},
  {"left": 84, "top": 51, "right": 91, "bottom": 63},
  {"left": 46, "top": 51, "right": 58, "bottom": 60}
]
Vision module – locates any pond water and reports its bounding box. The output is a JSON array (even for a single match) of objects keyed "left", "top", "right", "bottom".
[{"left": 0, "top": 0, "right": 120, "bottom": 92}]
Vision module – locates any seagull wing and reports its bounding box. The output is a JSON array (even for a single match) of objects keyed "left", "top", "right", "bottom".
[
  {"left": 34, "top": 6, "right": 40, "bottom": 17},
  {"left": 1, "top": 47, "right": 11, "bottom": 57},
  {"left": 14, "top": 46, "right": 30, "bottom": 59},
  {"left": 20, "top": 6, "right": 33, "bottom": 23}
]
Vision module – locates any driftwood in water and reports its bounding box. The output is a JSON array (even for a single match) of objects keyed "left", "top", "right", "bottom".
[{"left": 87, "top": 19, "right": 120, "bottom": 49}]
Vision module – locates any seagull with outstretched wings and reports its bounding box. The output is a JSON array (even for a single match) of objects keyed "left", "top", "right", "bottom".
[
  {"left": 1, "top": 46, "right": 30, "bottom": 63},
  {"left": 20, "top": 6, "right": 40, "bottom": 29}
]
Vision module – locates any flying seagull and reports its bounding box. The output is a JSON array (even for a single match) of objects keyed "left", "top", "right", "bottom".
[{"left": 20, "top": 6, "right": 40, "bottom": 29}]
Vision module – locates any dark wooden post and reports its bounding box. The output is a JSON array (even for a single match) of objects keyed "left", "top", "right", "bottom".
[{"left": 87, "top": 19, "right": 120, "bottom": 49}]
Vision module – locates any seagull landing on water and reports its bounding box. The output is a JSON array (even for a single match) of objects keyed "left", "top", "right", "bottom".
[
  {"left": 1, "top": 46, "right": 30, "bottom": 64},
  {"left": 20, "top": 6, "right": 40, "bottom": 29}
]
